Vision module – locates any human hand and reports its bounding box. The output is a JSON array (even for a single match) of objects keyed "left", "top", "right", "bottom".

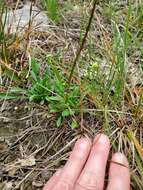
[{"left": 43, "top": 134, "right": 130, "bottom": 190}]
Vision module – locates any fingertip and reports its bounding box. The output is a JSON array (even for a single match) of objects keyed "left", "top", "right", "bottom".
[
  {"left": 94, "top": 134, "right": 110, "bottom": 147},
  {"left": 75, "top": 134, "right": 110, "bottom": 190},
  {"left": 107, "top": 152, "right": 130, "bottom": 190},
  {"left": 75, "top": 137, "right": 92, "bottom": 150},
  {"left": 111, "top": 152, "right": 129, "bottom": 167},
  {"left": 58, "top": 137, "right": 92, "bottom": 186}
]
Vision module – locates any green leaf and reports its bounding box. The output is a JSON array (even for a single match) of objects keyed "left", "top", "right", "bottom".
[
  {"left": 30, "top": 58, "right": 40, "bottom": 81},
  {"left": 55, "top": 80, "right": 64, "bottom": 94},
  {"left": 9, "top": 87, "right": 27, "bottom": 94},
  {"left": 29, "top": 95, "right": 35, "bottom": 102},
  {"left": 69, "top": 109, "right": 75, "bottom": 115},
  {"left": 51, "top": 65, "right": 63, "bottom": 83},
  {"left": 71, "top": 119, "right": 78, "bottom": 129},
  {"left": 56, "top": 116, "right": 62, "bottom": 127},
  {"left": 48, "top": 103, "right": 58, "bottom": 113},
  {"left": 49, "top": 108, "right": 58, "bottom": 113},
  {"left": 0, "top": 93, "right": 19, "bottom": 100},
  {"left": 4, "top": 69, "right": 21, "bottom": 83},
  {"left": 43, "top": 0, "right": 59, "bottom": 21},
  {"left": 48, "top": 96, "right": 62, "bottom": 101},
  {"left": 31, "top": 58, "right": 39, "bottom": 75},
  {"left": 62, "top": 109, "right": 70, "bottom": 117}
]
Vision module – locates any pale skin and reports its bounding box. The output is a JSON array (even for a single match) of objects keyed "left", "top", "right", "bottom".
[{"left": 43, "top": 134, "right": 130, "bottom": 190}]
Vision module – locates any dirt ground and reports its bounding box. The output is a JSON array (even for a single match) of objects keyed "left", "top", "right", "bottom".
[{"left": 0, "top": 100, "right": 102, "bottom": 190}]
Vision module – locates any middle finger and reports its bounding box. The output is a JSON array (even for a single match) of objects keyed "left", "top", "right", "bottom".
[{"left": 75, "top": 134, "right": 110, "bottom": 190}]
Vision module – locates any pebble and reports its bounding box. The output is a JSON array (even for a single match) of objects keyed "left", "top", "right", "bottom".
[{"left": 3, "top": 2, "right": 49, "bottom": 34}]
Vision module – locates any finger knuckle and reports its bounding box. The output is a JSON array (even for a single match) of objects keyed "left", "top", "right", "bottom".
[
  {"left": 53, "top": 179, "right": 72, "bottom": 190},
  {"left": 76, "top": 182, "right": 98, "bottom": 190},
  {"left": 76, "top": 173, "right": 102, "bottom": 190}
]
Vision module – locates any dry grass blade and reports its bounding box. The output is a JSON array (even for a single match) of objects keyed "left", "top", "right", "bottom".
[{"left": 127, "top": 130, "right": 143, "bottom": 161}]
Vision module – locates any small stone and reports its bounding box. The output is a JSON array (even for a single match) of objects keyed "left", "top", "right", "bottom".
[
  {"left": 14, "top": 106, "right": 18, "bottom": 111},
  {"left": 3, "top": 2, "right": 49, "bottom": 34}
]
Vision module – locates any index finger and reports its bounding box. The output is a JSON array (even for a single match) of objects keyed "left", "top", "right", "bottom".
[{"left": 52, "top": 138, "right": 92, "bottom": 190}]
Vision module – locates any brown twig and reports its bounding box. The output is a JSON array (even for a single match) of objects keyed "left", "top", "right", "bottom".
[{"left": 68, "top": 0, "right": 98, "bottom": 85}]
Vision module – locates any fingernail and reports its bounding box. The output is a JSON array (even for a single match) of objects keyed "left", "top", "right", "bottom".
[
  {"left": 94, "top": 134, "right": 110, "bottom": 145},
  {"left": 76, "top": 138, "right": 92, "bottom": 150},
  {"left": 112, "top": 153, "right": 129, "bottom": 167}
]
